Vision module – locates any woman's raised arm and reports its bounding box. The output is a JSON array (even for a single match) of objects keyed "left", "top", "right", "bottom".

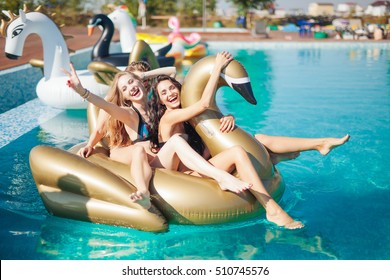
[
  {"left": 164, "top": 51, "right": 233, "bottom": 126},
  {"left": 64, "top": 63, "right": 133, "bottom": 125}
]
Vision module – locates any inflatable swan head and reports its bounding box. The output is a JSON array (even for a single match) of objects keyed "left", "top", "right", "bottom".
[
  {"left": 1, "top": 5, "right": 64, "bottom": 59},
  {"left": 168, "top": 16, "right": 180, "bottom": 32},
  {"left": 1, "top": 8, "right": 29, "bottom": 59},
  {"left": 1, "top": 5, "right": 74, "bottom": 80},
  {"left": 181, "top": 55, "right": 256, "bottom": 108},
  {"left": 219, "top": 59, "right": 256, "bottom": 105}
]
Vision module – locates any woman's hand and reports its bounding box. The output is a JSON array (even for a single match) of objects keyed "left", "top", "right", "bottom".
[
  {"left": 77, "top": 145, "right": 94, "bottom": 158},
  {"left": 215, "top": 51, "right": 234, "bottom": 71},
  {"left": 63, "top": 63, "right": 84, "bottom": 94},
  {"left": 219, "top": 114, "right": 235, "bottom": 133}
]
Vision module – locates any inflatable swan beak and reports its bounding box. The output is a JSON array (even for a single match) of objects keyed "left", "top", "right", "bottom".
[
  {"left": 87, "top": 25, "right": 94, "bottom": 36},
  {"left": 87, "top": 24, "right": 97, "bottom": 36},
  {"left": 220, "top": 72, "right": 257, "bottom": 105},
  {"left": 213, "top": 58, "right": 257, "bottom": 105},
  {"left": 5, "top": 52, "right": 19, "bottom": 60},
  {"left": 87, "top": 18, "right": 102, "bottom": 36}
]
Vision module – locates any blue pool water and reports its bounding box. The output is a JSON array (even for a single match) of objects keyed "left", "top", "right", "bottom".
[{"left": 0, "top": 42, "right": 389, "bottom": 260}]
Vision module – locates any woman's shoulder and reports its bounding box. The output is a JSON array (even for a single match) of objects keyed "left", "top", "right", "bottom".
[{"left": 121, "top": 105, "right": 136, "bottom": 115}]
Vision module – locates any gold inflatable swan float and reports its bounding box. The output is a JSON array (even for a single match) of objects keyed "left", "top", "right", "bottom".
[{"left": 29, "top": 55, "right": 285, "bottom": 232}]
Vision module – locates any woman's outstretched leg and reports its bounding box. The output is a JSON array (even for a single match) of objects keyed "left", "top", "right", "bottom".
[
  {"left": 256, "top": 134, "right": 350, "bottom": 164},
  {"left": 110, "top": 145, "right": 152, "bottom": 209},
  {"left": 209, "top": 145, "right": 304, "bottom": 229},
  {"left": 255, "top": 134, "right": 350, "bottom": 155},
  {"left": 149, "top": 134, "right": 251, "bottom": 194}
]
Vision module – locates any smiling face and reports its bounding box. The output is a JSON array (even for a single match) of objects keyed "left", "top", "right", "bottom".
[
  {"left": 156, "top": 79, "right": 181, "bottom": 110},
  {"left": 117, "top": 73, "right": 147, "bottom": 103}
]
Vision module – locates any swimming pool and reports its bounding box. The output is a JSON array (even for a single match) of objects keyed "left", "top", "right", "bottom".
[{"left": 0, "top": 42, "right": 389, "bottom": 260}]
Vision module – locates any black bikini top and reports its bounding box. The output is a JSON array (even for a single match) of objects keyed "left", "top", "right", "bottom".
[{"left": 131, "top": 105, "right": 150, "bottom": 143}]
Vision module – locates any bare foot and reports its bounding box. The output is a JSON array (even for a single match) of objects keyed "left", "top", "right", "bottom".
[
  {"left": 218, "top": 176, "right": 253, "bottom": 194},
  {"left": 319, "top": 134, "right": 350, "bottom": 155},
  {"left": 129, "top": 190, "right": 151, "bottom": 209},
  {"left": 269, "top": 151, "right": 300, "bottom": 165},
  {"left": 266, "top": 203, "right": 304, "bottom": 230}
]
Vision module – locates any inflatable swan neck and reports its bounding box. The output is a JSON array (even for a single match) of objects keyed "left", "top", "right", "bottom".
[
  {"left": 129, "top": 40, "right": 160, "bottom": 69},
  {"left": 181, "top": 55, "right": 273, "bottom": 181},
  {"left": 107, "top": 8, "right": 137, "bottom": 53},
  {"left": 90, "top": 14, "right": 114, "bottom": 59},
  {"left": 168, "top": 16, "right": 180, "bottom": 32}
]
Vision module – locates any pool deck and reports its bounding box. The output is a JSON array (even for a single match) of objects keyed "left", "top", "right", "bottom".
[{"left": 0, "top": 26, "right": 387, "bottom": 71}]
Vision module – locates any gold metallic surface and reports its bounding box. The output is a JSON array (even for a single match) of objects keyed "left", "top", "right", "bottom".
[
  {"left": 128, "top": 40, "right": 160, "bottom": 69},
  {"left": 87, "top": 61, "right": 120, "bottom": 86},
  {"left": 30, "top": 145, "right": 167, "bottom": 232}
]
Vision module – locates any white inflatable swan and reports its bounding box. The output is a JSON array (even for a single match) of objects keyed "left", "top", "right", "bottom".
[{"left": 1, "top": 6, "right": 108, "bottom": 109}]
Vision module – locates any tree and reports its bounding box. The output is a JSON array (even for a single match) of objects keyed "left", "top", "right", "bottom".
[
  {"left": 0, "top": 0, "right": 34, "bottom": 20},
  {"left": 228, "top": 0, "right": 274, "bottom": 27},
  {"left": 228, "top": 0, "right": 273, "bottom": 15}
]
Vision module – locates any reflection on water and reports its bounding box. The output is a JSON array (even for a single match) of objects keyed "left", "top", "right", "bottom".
[
  {"left": 264, "top": 228, "right": 337, "bottom": 260},
  {"left": 298, "top": 49, "right": 322, "bottom": 65},
  {"left": 37, "top": 110, "right": 88, "bottom": 148},
  {"left": 35, "top": 215, "right": 337, "bottom": 260}
]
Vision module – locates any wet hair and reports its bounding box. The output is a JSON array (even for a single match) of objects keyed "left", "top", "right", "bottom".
[
  {"left": 105, "top": 71, "right": 142, "bottom": 148},
  {"left": 149, "top": 75, "right": 205, "bottom": 154}
]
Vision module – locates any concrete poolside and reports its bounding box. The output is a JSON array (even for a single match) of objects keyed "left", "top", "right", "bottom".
[{"left": 0, "top": 26, "right": 387, "bottom": 71}]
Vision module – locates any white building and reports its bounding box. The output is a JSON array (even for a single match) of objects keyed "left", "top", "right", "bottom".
[
  {"left": 215, "top": 0, "right": 237, "bottom": 16},
  {"left": 83, "top": 0, "right": 116, "bottom": 13},
  {"left": 365, "top": 1, "right": 390, "bottom": 16},
  {"left": 308, "top": 3, "right": 335, "bottom": 16},
  {"left": 336, "top": 3, "right": 364, "bottom": 17}
]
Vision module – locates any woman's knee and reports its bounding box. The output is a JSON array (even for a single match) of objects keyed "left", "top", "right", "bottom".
[
  {"left": 255, "top": 133, "right": 274, "bottom": 147},
  {"left": 255, "top": 133, "right": 266, "bottom": 142},
  {"left": 230, "top": 145, "right": 249, "bottom": 161},
  {"left": 132, "top": 145, "right": 148, "bottom": 159},
  {"left": 169, "top": 133, "right": 187, "bottom": 145}
]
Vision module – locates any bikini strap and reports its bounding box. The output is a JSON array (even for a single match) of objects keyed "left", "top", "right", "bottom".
[{"left": 131, "top": 104, "right": 150, "bottom": 142}]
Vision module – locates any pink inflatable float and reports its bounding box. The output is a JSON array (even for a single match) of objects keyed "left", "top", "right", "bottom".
[{"left": 167, "top": 16, "right": 207, "bottom": 62}]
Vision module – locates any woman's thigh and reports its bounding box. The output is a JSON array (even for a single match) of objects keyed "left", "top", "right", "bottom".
[
  {"left": 207, "top": 149, "right": 236, "bottom": 173},
  {"left": 149, "top": 142, "right": 181, "bottom": 170},
  {"left": 109, "top": 145, "right": 140, "bottom": 165}
]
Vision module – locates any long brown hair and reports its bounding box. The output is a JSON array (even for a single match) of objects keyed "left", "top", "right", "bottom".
[
  {"left": 105, "top": 71, "right": 136, "bottom": 148},
  {"left": 149, "top": 75, "right": 204, "bottom": 154}
]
